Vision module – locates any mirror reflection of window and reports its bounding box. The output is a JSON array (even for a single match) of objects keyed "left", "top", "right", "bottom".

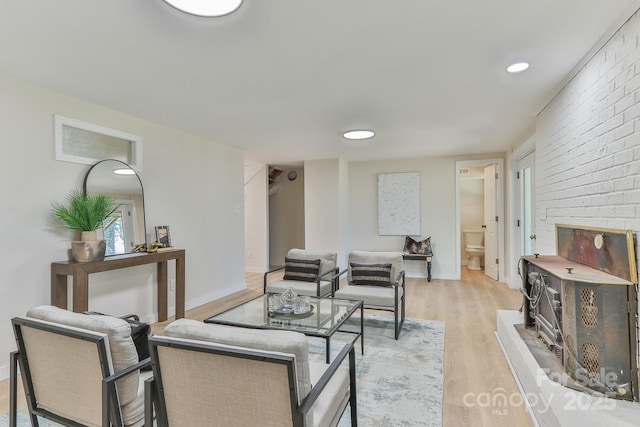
[{"left": 102, "top": 200, "right": 137, "bottom": 256}]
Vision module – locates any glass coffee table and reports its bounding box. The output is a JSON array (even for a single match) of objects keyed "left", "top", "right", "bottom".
[{"left": 204, "top": 294, "right": 363, "bottom": 363}]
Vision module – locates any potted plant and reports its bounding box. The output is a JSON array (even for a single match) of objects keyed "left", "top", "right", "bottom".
[{"left": 52, "top": 189, "right": 117, "bottom": 262}]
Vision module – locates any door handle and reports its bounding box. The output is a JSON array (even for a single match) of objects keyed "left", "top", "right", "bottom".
[
  {"left": 481, "top": 225, "right": 487, "bottom": 228},
  {"left": 530, "top": 235, "right": 536, "bottom": 240}
]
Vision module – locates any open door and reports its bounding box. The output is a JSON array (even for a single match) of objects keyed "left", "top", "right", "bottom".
[
  {"left": 518, "top": 153, "right": 536, "bottom": 256},
  {"left": 483, "top": 165, "right": 499, "bottom": 280}
]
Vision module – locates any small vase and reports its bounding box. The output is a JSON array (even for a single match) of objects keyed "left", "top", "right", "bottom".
[{"left": 72, "top": 230, "right": 106, "bottom": 262}]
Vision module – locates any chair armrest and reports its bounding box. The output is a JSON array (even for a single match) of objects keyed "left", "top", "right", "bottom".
[
  {"left": 104, "top": 357, "right": 151, "bottom": 383},
  {"left": 297, "top": 337, "right": 356, "bottom": 414},
  {"left": 102, "top": 358, "right": 151, "bottom": 427},
  {"left": 331, "top": 268, "right": 349, "bottom": 295},
  {"left": 264, "top": 265, "right": 286, "bottom": 292}
]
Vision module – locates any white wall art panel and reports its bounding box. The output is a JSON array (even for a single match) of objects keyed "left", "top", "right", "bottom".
[{"left": 377, "top": 172, "right": 420, "bottom": 235}]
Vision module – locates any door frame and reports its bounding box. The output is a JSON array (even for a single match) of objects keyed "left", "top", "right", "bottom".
[
  {"left": 507, "top": 136, "right": 535, "bottom": 289},
  {"left": 455, "top": 158, "right": 505, "bottom": 281}
]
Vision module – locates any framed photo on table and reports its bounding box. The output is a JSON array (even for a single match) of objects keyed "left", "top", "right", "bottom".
[{"left": 155, "top": 226, "right": 172, "bottom": 248}]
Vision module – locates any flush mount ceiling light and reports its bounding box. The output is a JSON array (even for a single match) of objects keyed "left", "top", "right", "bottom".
[
  {"left": 162, "top": 0, "right": 243, "bottom": 17},
  {"left": 113, "top": 168, "right": 136, "bottom": 175},
  {"left": 506, "top": 62, "right": 530, "bottom": 73},
  {"left": 343, "top": 130, "right": 375, "bottom": 140}
]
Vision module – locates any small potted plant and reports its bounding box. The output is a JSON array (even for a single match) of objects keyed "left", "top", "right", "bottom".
[{"left": 52, "top": 189, "right": 117, "bottom": 262}]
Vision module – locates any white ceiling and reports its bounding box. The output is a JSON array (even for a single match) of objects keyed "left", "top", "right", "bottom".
[{"left": 1, "top": 0, "right": 639, "bottom": 166}]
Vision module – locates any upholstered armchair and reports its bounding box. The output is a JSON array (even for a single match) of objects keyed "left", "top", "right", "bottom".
[
  {"left": 146, "top": 319, "right": 357, "bottom": 427},
  {"left": 10, "top": 305, "right": 151, "bottom": 427},
  {"left": 333, "top": 251, "right": 406, "bottom": 339},
  {"left": 264, "top": 248, "right": 338, "bottom": 297}
]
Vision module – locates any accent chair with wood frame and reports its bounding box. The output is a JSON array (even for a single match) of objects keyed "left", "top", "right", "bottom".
[
  {"left": 145, "top": 319, "right": 357, "bottom": 426},
  {"left": 333, "top": 251, "right": 406, "bottom": 339},
  {"left": 10, "top": 305, "right": 151, "bottom": 427},
  {"left": 264, "top": 248, "right": 338, "bottom": 297}
]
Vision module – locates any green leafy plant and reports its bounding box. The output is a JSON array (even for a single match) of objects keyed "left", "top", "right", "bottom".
[{"left": 52, "top": 189, "right": 117, "bottom": 232}]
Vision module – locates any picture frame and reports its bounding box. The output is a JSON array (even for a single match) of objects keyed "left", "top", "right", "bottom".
[{"left": 155, "top": 225, "right": 172, "bottom": 247}]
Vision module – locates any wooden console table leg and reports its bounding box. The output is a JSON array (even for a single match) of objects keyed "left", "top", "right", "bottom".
[
  {"left": 175, "top": 255, "right": 185, "bottom": 320},
  {"left": 426, "top": 256, "right": 432, "bottom": 282},
  {"left": 157, "top": 261, "right": 168, "bottom": 322},
  {"left": 72, "top": 268, "right": 89, "bottom": 313},
  {"left": 51, "top": 270, "right": 68, "bottom": 310}
]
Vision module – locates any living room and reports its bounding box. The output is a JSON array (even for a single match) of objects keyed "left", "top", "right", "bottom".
[{"left": 2, "top": 1, "right": 640, "bottom": 426}]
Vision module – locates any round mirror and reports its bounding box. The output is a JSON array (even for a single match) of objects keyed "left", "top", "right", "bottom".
[{"left": 83, "top": 159, "right": 146, "bottom": 256}]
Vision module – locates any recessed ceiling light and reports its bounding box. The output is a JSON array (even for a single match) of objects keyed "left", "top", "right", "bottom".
[
  {"left": 162, "top": 0, "right": 243, "bottom": 17},
  {"left": 343, "top": 130, "right": 375, "bottom": 140},
  {"left": 506, "top": 62, "right": 530, "bottom": 73}
]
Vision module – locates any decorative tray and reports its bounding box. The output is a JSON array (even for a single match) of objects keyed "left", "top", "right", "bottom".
[{"left": 268, "top": 304, "right": 315, "bottom": 319}]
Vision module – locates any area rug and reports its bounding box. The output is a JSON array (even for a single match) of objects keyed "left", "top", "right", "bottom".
[
  {"left": 318, "top": 314, "right": 445, "bottom": 427},
  {"left": 1, "top": 315, "right": 444, "bottom": 427}
]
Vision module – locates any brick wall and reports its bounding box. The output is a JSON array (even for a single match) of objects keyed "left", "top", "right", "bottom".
[{"left": 536, "top": 11, "right": 640, "bottom": 256}]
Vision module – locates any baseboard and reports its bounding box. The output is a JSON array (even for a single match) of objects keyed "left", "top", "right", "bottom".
[
  {"left": 0, "top": 364, "right": 8, "bottom": 382},
  {"left": 185, "top": 283, "right": 247, "bottom": 311}
]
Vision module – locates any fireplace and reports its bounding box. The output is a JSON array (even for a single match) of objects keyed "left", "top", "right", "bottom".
[{"left": 520, "top": 225, "right": 639, "bottom": 401}]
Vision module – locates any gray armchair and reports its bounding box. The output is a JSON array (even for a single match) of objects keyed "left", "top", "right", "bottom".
[
  {"left": 146, "top": 319, "right": 357, "bottom": 426},
  {"left": 10, "top": 305, "right": 151, "bottom": 427},
  {"left": 264, "top": 248, "right": 338, "bottom": 297},
  {"left": 333, "top": 251, "right": 406, "bottom": 339}
]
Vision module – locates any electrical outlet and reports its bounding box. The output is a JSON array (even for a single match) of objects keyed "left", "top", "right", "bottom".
[
  {"left": 170, "top": 279, "right": 176, "bottom": 291},
  {"left": 248, "top": 250, "right": 252, "bottom": 258}
]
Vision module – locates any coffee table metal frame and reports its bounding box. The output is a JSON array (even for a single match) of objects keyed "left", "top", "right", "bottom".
[{"left": 205, "top": 294, "right": 363, "bottom": 363}]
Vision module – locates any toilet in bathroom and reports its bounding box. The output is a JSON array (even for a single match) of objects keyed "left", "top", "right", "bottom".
[{"left": 464, "top": 230, "right": 485, "bottom": 271}]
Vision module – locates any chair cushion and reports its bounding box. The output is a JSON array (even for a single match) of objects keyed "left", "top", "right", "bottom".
[
  {"left": 121, "top": 371, "right": 153, "bottom": 427},
  {"left": 283, "top": 257, "right": 321, "bottom": 282},
  {"left": 350, "top": 262, "right": 392, "bottom": 286},
  {"left": 403, "top": 235, "right": 432, "bottom": 255},
  {"left": 266, "top": 279, "right": 332, "bottom": 297},
  {"left": 287, "top": 248, "right": 337, "bottom": 277},
  {"left": 334, "top": 284, "right": 402, "bottom": 308},
  {"left": 26, "top": 305, "right": 140, "bottom": 406},
  {"left": 163, "top": 319, "right": 312, "bottom": 402},
  {"left": 347, "top": 251, "right": 404, "bottom": 284}
]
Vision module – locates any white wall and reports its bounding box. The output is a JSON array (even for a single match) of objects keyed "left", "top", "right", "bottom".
[
  {"left": 535, "top": 10, "right": 640, "bottom": 253},
  {"left": 348, "top": 154, "right": 504, "bottom": 280},
  {"left": 0, "top": 74, "right": 245, "bottom": 379},
  {"left": 244, "top": 165, "right": 269, "bottom": 272},
  {"left": 304, "top": 159, "right": 350, "bottom": 267},
  {"left": 269, "top": 167, "right": 305, "bottom": 266}
]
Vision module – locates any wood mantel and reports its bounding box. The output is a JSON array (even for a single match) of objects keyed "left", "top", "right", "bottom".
[{"left": 51, "top": 249, "right": 185, "bottom": 321}]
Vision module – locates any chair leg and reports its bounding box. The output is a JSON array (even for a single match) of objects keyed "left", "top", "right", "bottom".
[
  {"left": 348, "top": 347, "right": 358, "bottom": 426},
  {"left": 145, "top": 377, "right": 155, "bottom": 427}
]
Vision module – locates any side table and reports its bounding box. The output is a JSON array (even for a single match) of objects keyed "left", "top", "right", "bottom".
[
  {"left": 402, "top": 253, "right": 433, "bottom": 282},
  {"left": 51, "top": 249, "right": 185, "bottom": 321}
]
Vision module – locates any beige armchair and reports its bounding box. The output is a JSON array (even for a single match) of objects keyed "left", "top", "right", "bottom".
[
  {"left": 146, "top": 319, "right": 357, "bottom": 426},
  {"left": 264, "top": 248, "right": 338, "bottom": 297},
  {"left": 333, "top": 251, "right": 406, "bottom": 339},
  {"left": 10, "top": 305, "right": 151, "bottom": 427}
]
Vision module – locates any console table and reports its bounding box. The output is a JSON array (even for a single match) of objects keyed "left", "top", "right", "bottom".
[
  {"left": 402, "top": 253, "right": 433, "bottom": 282},
  {"left": 51, "top": 249, "right": 185, "bottom": 322}
]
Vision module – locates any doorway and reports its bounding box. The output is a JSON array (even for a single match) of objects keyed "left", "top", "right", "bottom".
[{"left": 455, "top": 159, "right": 504, "bottom": 281}]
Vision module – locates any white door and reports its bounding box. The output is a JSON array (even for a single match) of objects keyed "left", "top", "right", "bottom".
[
  {"left": 484, "top": 165, "right": 499, "bottom": 280},
  {"left": 518, "top": 153, "right": 536, "bottom": 255}
]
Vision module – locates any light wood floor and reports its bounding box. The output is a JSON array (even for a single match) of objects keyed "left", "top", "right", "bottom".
[{"left": 1, "top": 269, "right": 534, "bottom": 427}]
